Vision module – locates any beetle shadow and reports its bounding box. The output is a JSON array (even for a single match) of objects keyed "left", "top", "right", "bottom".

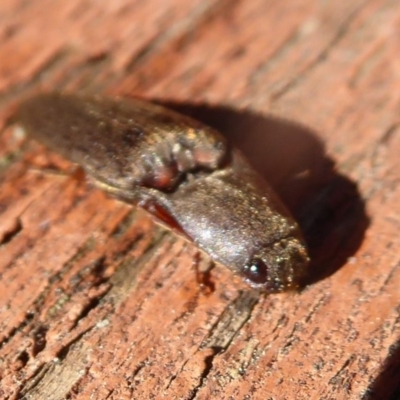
[
  {"left": 157, "top": 100, "right": 369, "bottom": 287},
  {"left": 362, "top": 338, "right": 400, "bottom": 399}
]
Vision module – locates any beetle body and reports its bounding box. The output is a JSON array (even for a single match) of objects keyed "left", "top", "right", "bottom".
[{"left": 18, "top": 93, "right": 309, "bottom": 292}]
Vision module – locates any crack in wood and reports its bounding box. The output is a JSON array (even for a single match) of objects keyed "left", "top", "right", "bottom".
[
  {"left": 187, "top": 346, "right": 222, "bottom": 400},
  {"left": 31, "top": 324, "right": 48, "bottom": 357},
  {"left": 163, "top": 291, "right": 260, "bottom": 396},
  {"left": 16, "top": 363, "right": 50, "bottom": 398},
  {"left": 328, "top": 355, "right": 357, "bottom": 392},
  {"left": 201, "top": 291, "right": 260, "bottom": 350},
  {"left": 17, "top": 338, "right": 91, "bottom": 400},
  {"left": 0, "top": 216, "right": 22, "bottom": 245}
]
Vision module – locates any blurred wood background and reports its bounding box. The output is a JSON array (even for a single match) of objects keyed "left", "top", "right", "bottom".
[{"left": 0, "top": 0, "right": 400, "bottom": 399}]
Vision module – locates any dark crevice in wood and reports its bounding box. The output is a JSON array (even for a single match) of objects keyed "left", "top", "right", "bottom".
[
  {"left": 110, "top": 210, "right": 137, "bottom": 238},
  {"left": 81, "top": 256, "right": 109, "bottom": 285},
  {"left": 187, "top": 346, "right": 223, "bottom": 400},
  {"left": 112, "top": 232, "right": 146, "bottom": 260},
  {"left": 0, "top": 217, "right": 22, "bottom": 245},
  {"left": 69, "top": 297, "right": 101, "bottom": 330},
  {"left": 0, "top": 309, "right": 35, "bottom": 349},
  {"left": 201, "top": 290, "right": 260, "bottom": 350},
  {"left": 130, "top": 359, "right": 148, "bottom": 379},
  {"left": 328, "top": 355, "right": 357, "bottom": 395},
  {"left": 193, "top": 253, "right": 216, "bottom": 295},
  {"left": 0, "top": 235, "right": 105, "bottom": 351},
  {"left": 165, "top": 291, "right": 259, "bottom": 395},
  {"left": 107, "top": 230, "right": 171, "bottom": 300},
  {"left": 17, "top": 363, "right": 49, "bottom": 399},
  {"left": 16, "top": 350, "right": 29, "bottom": 368},
  {"left": 31, "top": 324, "right": 48, "bottom": 357},
  {"left": 55, "top": 329, "right": 90, "bottom": 362}
]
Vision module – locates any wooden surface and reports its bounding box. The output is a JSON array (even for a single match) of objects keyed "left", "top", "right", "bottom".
[{"left": 0, "top": 1, "right": 399, "bottom": 399}]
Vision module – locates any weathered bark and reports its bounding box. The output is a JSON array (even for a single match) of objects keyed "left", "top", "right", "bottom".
[{"left": 0, "top": 1, "right": 399, "bottom": 399}]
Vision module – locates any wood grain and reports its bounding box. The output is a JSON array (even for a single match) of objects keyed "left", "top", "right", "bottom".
[{"left": 0, "top": 0, "right": 400, "bottom": 399}]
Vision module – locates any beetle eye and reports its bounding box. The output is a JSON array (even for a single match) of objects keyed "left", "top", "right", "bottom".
[{"left": 243, "top": 258, "right": 269, "bottom": 284}]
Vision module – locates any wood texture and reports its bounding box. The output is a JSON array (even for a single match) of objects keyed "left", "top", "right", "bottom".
[{"left": 0, "top": 1, "right": 399, "bottom": 399}]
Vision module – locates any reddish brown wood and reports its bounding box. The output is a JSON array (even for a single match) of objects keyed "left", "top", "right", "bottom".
[{"left": 1, "top": 0, "right": 400, "bottom": 399}]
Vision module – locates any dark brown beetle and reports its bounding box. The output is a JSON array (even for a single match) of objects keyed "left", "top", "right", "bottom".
[{"left": 17, "top": 93, "right": 309, "bottom": 292}]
